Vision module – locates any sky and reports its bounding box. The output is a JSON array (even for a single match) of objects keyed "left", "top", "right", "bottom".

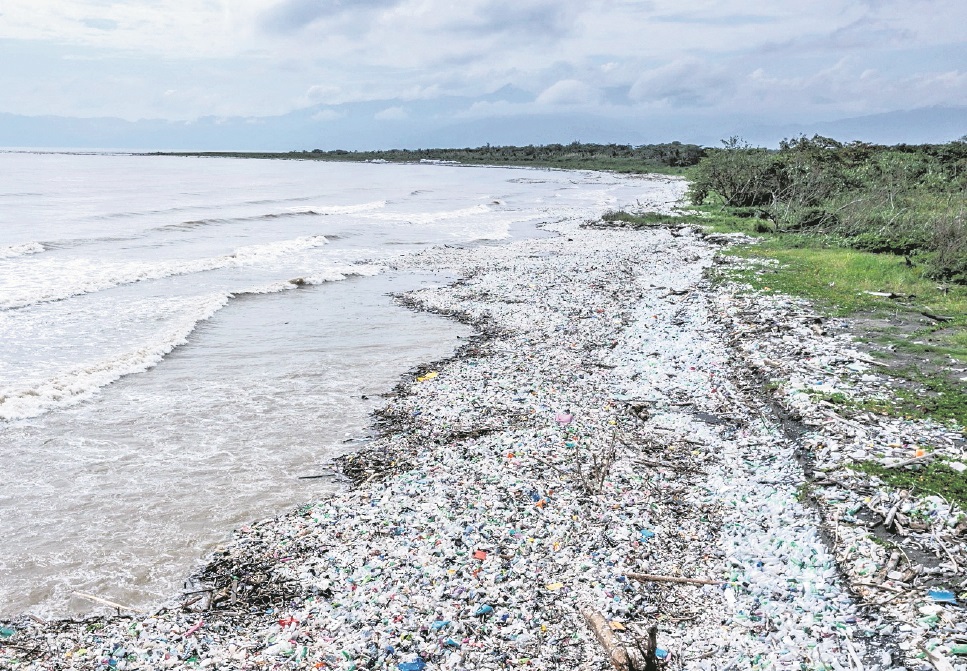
[{"left": 1, "top": 1, "right": 965, "bottom": 149}]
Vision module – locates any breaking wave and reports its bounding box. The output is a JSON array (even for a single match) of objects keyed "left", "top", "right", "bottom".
[
  {"left": 0, "top": 263, "right": 385, "bottom": 421},
  {"left": 0, "top": 242, "right": 45, "bottom": 259},
  {"left": 0, "top": 293, "right": 230, "bottom": 421},
  {"left": 156, "top": 200, "right": 386, "bottom": 232},
  {"left": 0, "top": 235, "right": 332, "bottom": 311}
]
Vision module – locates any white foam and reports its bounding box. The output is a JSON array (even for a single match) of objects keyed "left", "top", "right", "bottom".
[
  {"left": 0, "top": 293, "right": 230, "bottom": 421},
  {"left": 0, "top": 235, "right": 331, "bottom": 310},
  {"left": 0, "top": 241, "right": 45, "bottom": 259},
  {"left": 362, "top": 204, "right": 490, "bottom": 224},
  {"left": 236, "top": 263, "right": 384, "bottom": 295},
  {"left": 286, "top": 200, "right": 387, "bottom": 215}
]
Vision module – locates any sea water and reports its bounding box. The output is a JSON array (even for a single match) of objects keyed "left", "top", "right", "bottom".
[{"left": 0, "top": 152, "right": 680, "bottom": 617}]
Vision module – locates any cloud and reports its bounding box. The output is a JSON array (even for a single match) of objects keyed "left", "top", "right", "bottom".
[
  {"left": 80, "top": 18, "right": 117, "bottom": 31},
  {"left": 535, "top": 79, "right": 600, "bottom": 106},
  {"left": 447, "top": 0, "right": 578, "bottom": 39},
  {"left": 261, "top": 0, "right": 402, "bottom": 33},
  {"left": 651, "top": 13, "right": 777, "bottom": 26},
  {"left": 374, "top": 105, "right": 407, "bottom": 120},
  {"left": 629, "top": 59, "right": 734, "bottom": 107},
  {"left": 305, "top": 84, "right": 341, "bottom": 104},
  {"left": 312, "top": 108, "right": 343, "bottom": 121},
  {"left": 1, "top": 0, "right": 966, "bottom": 142}
]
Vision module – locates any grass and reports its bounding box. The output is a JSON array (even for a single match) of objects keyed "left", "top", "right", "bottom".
[
  {"left": 859, "top": 374, "right": 967, "bottom": 426},
  {"left": 852, "top": 460, "right": 967, "bottom": 510},
  {"left": 724, "top": 237, "right": 967, "bottom": 316}
]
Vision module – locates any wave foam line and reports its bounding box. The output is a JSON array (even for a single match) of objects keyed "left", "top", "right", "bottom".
[
  {"left": 0, "top": 293, "right": 230, "bottom": 421},
  {"left": 156, "top": 200, "right": 386, "bottom": 233},
  {"left": 285, "top": 200, "right": 387, "bottom": 215},
  {"left": 0, "top": 235, "right": 331, "bottom": 311},
  {"left": 362, "top": 204, "right": 489, "bottom": 224},
  {"left": 0, "top": 263, "right": 385, "bottom": 421},
  {"left": 239, "top": 263, "right": 384, "bottom": 295},
  {"left": 0, "top": 242, "right": 45, "bottom": 259}
]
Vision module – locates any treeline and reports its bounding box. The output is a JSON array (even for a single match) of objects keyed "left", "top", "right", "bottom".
[
  {"left": 689, "top": 136, "right": 967, "bottom": 283},
  {"left": 301, "top": 141, "right": 705, "bottom": 172}
]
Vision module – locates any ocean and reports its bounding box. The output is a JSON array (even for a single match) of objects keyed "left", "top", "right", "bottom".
[{"left": 0, "top": 151, "right": 681, "bottom": 617}]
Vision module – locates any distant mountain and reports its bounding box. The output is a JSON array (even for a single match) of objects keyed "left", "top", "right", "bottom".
[
  {"left": 737, "top": 106, "right": 967, "bottom": 147},
  {"left": 1, "top": 102, "right": 964, "bottom": 151}
]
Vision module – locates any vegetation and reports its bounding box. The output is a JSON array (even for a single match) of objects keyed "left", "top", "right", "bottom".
[
  {"left": 603, "top": 135, "right": 967, "bottom": 427},
  {"left": 155, "top": 141, "right": 706, "bottom": 174},
  {"left": 852, "top": 460, "right": 967, "bottom": 510},
  {"left": 687, "top": 135, "right": 967, "bottom": 283}
]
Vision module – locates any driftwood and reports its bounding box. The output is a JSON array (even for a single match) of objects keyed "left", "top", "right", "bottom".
[
  {"left": 884, "top": 493, "right": 908, "bottom": 531},
  {"left": 626, "top": 572, "right": 723, "bottom": 586},
  {"left": 581, "top": 608, "right": 648, "bottom": 671},
  {"left": 921, "top": 310, "right": 953, "bottom": 323},
  {"left": 921, "top": 646, "right": 956, "bottom": 671},
  {"left": 887, "top": 454, "right": 935, "bottom": 469},
  {"left": 73, "top": 591, "right": 142, "bottom": 614}
]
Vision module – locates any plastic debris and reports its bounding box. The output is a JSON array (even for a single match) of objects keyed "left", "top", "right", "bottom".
[
  {"left": 927, "top": 590, "right": 958, "bottom": 604},
  {"left": 3, "top": 179, "right": 962, "bottom": 671}
]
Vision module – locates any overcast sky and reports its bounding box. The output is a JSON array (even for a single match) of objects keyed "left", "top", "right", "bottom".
[{"left": 1, "top": 1, "right": 965, "bottom": 147}]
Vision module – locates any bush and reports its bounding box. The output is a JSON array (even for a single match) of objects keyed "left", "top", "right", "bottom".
[
  {"left": 689, "top": 135, "right": 967, "bottom": 284},
  {"left": 688, "top": 138, "right": 778, "bottom": 208},
  {"left": 925, "top": 210, "right": 967, "bottom": 282}
]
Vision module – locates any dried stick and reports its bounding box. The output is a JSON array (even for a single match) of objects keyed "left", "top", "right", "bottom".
[{"left": 73, "top": 592, "right": 142, "bottom": 614}]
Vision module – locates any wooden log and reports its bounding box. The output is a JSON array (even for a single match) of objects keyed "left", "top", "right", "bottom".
[{"left": 581, "top": 608, "right": 647, "bottom": 671}]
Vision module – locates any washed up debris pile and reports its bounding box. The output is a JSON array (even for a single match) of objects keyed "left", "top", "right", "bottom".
[
  {"left": 3, "top": 207, "right": 957, "bottom": 669},
  {"left": 715, "top": 263, "right": 967, "bottom": 668}
]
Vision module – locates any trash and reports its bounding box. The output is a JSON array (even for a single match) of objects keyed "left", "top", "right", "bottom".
[
  {"left": 555, "top": 411, "right": 574, "bottom": 426},
  {"left": 0, "top": 627, "right": 14, "bottom": 639},
  {"left": 928, "top": 590, "right": 958, "bottom": 604},
  {"left": 2, "top": 178, "right": 960, "bottom": 670},
  {"left": 184, "top": 620, "right": 204, "bottom": 637}
]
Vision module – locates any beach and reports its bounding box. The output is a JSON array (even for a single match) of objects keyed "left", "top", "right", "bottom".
[{"left": 2, "top": 176, "right": 965, "bottom": 670}]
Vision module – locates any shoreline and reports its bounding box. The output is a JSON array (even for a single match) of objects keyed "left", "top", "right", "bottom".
[{"left": 2, "top": 214, "right": 964, "bottom": 670}]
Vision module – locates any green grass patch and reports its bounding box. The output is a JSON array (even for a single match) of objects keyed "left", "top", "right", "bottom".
[
  {"left": 723, "top": 237, "right": 967, "bottom": 316},
  {"left": 860, "top": 374, "right": 967, "bottom": 426},
  {"left": 812, "top": 391, "right": 853, "bottom": 406},
  {"left": 852, "top": 460, "right": 967, "bottom": 510}
]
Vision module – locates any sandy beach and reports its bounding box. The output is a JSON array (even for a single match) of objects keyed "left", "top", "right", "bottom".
[{"left": 2, "top": 182, "right": 964, "bottom": 670}]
